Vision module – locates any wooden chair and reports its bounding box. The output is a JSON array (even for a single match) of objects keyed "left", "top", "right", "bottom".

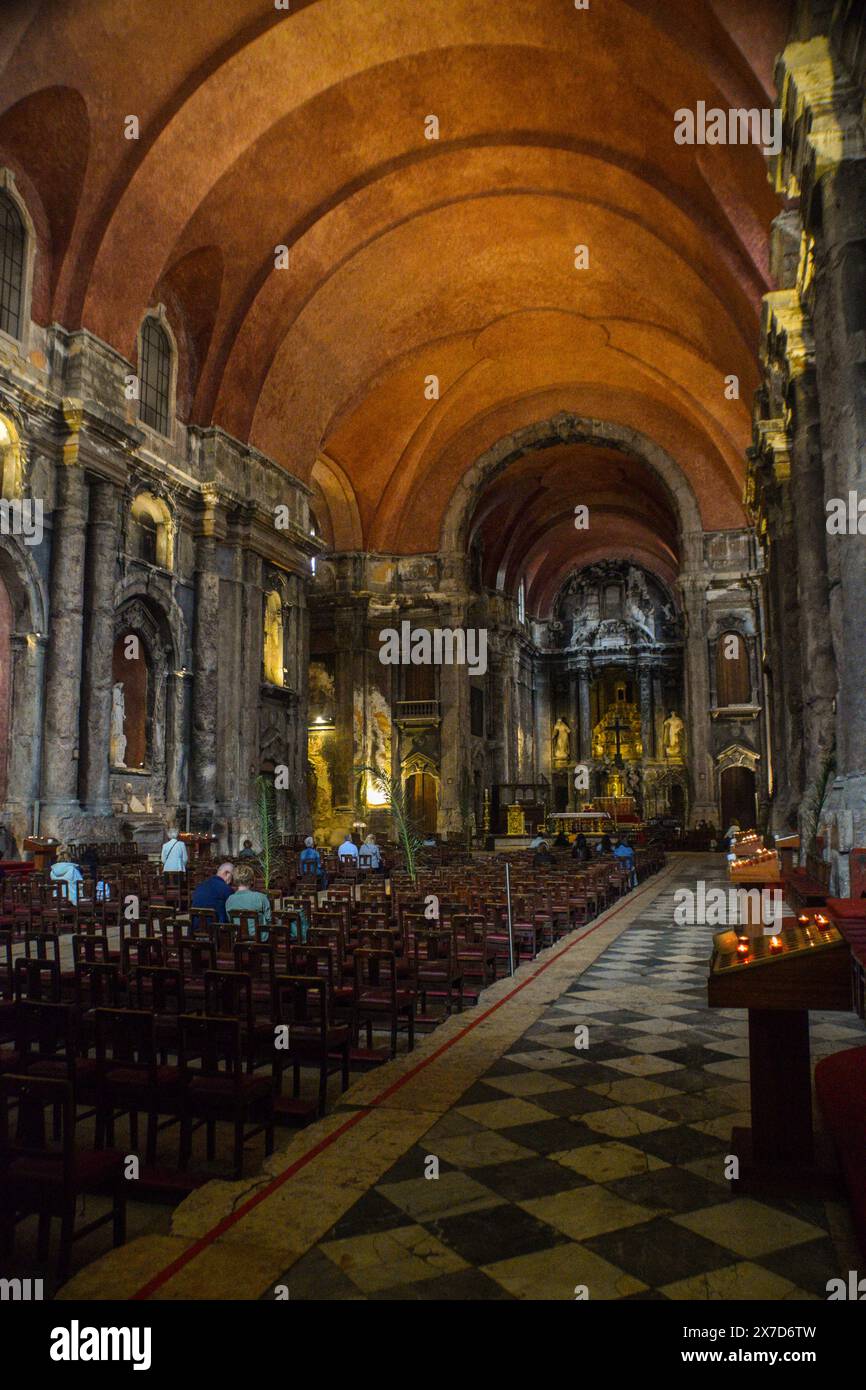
[
  {"left": 353, "top": 949, "right": 415, "bottom": 1058},
  {"left": 93, "top": 1007, "right": 184, "bottom": 1167},
  {"left": 178, "top": 1014, "right": 274, "bottom": 1179},
  {"left": 413, "top": 929, "right": 463, "bottom": 1016},
  {"left": 0, "top": 1074, "right": 126, "bottom": 1281},
  {"left": 273, "top": 974, "right": 350, "bottom": 1115}
]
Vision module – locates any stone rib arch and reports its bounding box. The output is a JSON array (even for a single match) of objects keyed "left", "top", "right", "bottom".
[{"left": 439, "top": 414, "right": 704, "bottom": 571}]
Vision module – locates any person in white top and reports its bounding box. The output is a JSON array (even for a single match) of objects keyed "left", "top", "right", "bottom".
[
  {"left": 361, "top": 834, "right": 382, "bottom": 870},
  {"left": 338, "top": 833, "right": 359, "bottom": 861},
  {"left": 161, "top": 829, "right": 188, "bottom": 874}
]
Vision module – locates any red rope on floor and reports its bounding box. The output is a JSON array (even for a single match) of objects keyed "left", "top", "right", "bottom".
[{"left": 130, "top": 862, "right": 678, "bottom": 1299}]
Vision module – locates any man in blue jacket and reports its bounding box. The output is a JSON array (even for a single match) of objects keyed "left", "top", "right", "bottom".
[{"left": 191, "top": 861, "right": 235, "bottom": 923}]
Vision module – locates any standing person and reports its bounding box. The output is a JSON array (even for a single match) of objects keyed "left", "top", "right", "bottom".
[
  {"left": 337, "top": 831, "right": 359, "bottom": 862},
  {"left": 226, "top": 864, "right": 272, "bottom": 937},
  {"left": 161, "top": 828, "right": 188, "bottom": 874},
  {"left": 191, "top": 862, "right": 235, "bottom": 924}
]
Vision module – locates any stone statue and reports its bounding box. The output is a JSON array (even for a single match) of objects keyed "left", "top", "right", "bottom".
[
  {"left": 110, "top": 682, "right": 127, "bottom": 766},
  {"left": 552, "top": 717, "right": 571, "bottom": 761},
  {"left": 663, "top": 709, "right": 685, "bottom": 758}
]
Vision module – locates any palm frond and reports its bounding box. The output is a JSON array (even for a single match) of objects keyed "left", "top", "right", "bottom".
[
  {"left": 253, "top": 773, "right": 280, "bottom": 891},
  {"left": 354, "top": 763, "right": 425, "bottom": 884}
]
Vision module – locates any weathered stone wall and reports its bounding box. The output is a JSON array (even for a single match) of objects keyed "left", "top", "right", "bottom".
[
  {"left": 0, "top": 310, "right": 316, "bottom": 855},
  {"left": 752, "top": 9, "right": 866, "bottom": 890}
]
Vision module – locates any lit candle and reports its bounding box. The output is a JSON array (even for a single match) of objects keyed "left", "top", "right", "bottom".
[
  {"left": 769, "top": 936, "right": 783, "bottom": 953},
  {"left": 736, "top": 941, "right": 750, "bottom": 961}
]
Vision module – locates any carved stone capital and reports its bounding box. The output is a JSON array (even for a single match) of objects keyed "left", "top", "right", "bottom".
[{"left": 772, "top": 37, "right": 866, "bottom": 218}]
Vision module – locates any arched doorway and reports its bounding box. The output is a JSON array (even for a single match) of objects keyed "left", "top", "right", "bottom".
[
  {"left": 721, "top": 765, "right": 756, "bottom": 830},
  {"left": 405, "top": 771, "right": 438, "bottom": 835},
  {"left": 0, "top": 571, "right": 11, "bottom": 804}
]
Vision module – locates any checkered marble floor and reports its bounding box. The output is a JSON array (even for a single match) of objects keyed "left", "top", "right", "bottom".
[{"left": 267, "top": 859, "right": 866, "bottom": 1301}]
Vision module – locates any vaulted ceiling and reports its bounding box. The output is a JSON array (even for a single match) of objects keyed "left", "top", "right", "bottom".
[{"left": 1, "top": 0, "right": 790, "bottom": 599}]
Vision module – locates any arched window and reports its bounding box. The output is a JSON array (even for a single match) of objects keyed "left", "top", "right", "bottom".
[
  {"left": 130, "top": 492, "right": 172, "bottom": 568},
  {"left": 139, "top": 317, "right": 172, "bottom": 435},
  {"left": 716, "top": 631, "right": 751, "bottom": 706},
  {"left": 0, "top": 193, "right": 25, "bottom": 340},
  {"left": 0, "top": 412, "right": 23, "bottom": 499},
  {"left": 263, "top": 590, "right": 285, "bottom": 687}
]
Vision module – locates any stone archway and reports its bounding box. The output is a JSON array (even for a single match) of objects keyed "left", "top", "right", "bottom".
[{"left": 439, "top": 413, "right": 704, "bottom": 565}]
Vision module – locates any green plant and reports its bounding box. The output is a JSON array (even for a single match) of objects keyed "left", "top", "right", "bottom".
[
  {"left": 355, "top": 763, "right": 424, "bottom": 884},
  {"left": 253, "top": 773, "right": 281, "bottom": 891},
  {"left": 800, "top": 742, "right": 836, "bottom": 859}
]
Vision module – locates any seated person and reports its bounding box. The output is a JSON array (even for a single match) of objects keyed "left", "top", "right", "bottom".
[
  {"left": 299, "top": 835, "right": 327, "bottom": 887},
  {"left": 191, "top": 862, "right": 235, "bottom": 924},
  {"left": 532, "top": 839, "right": 556, "bottom": 868},
  {"left": 529, "top": 832, "right": 547, "bottom": 850},
  {"left": 612, "top": 837, "right": 637, "bottom": 887},
  {"left": 596, "top": 834, "right": 614, "bottom": 856},
  {"left": 50, "top": 852, "right": 84, "bottom": 905},
  {"left": 360, "top": 833, "right": 384, "bottom": 871},
  {"left": 226, "top": 864, "right": 272, "bottom": 937},
  {"left": 571, "top": 833, "right": 590, "bottom": 862},
  {"left": 338, "top": 831, "right": 359, "bottom": 862},
  {"left": 238, "top": 839, "right": 257, "bottom": 860},
  {"left": 552, "top": 831, "right": 570, "bottom": 847}
]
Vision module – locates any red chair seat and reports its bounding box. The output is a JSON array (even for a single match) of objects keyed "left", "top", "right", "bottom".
[
  {"left": 357, "top": 988, "right": 414, "bottom": 1008},
  {"left": 7, "top": 1147, "right": 125, "bottom": 1189},
  {"left": 291, "top": 1024, "right": 351, "bottom": 1047},
  {"left": 103, "top": 1064, "right": 182, "bottom": 1089},
  {"left": 188, "top": 1075, "right": 271, "bottom": 1102}
]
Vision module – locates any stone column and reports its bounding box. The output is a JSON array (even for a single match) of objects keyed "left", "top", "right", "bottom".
[
  {"left": 758, "top": 469, "right": 804, "bottom": 836},
  {"left": 438, "top": 603, "right": 471, "bottom": 837},
  {"left": 332, "top": 603, "right": 363, "bottom": 825},
  {"left": 79, "top": 478, "right": 121, "bottom": 814},
  {"left": 679, "top": 575, "right": 717, "bottom": 824},
  {"left": 811, "top": 162, "right": 866, "bottom": 813},
  {"left": 576, "top": 662, "right": 592, "bottom": 762},
  {"left": 638, "top": 660, "right": 653, "bottom": 760},
  {"left": 788, "top": 367, "right": 836, "bottom": 812},
  {"left": 41, "top": 449, "right": 89, "bottom": 827},
  {"left": 165, "top": 669, "right": 192, "bottom": 813},
  {"left": 652, "top": 664, "right": 665, "bottom": 757},
  {"left": 7, "top": 632, "right": 47, "bottom": 837},
  {"left": 190, "top": 494, "right": 221, "bottom": 822}
]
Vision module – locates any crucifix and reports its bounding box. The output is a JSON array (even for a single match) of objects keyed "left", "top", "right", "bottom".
[{"left": 612, "top": 715, "right": 625, "bottom": 769}]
